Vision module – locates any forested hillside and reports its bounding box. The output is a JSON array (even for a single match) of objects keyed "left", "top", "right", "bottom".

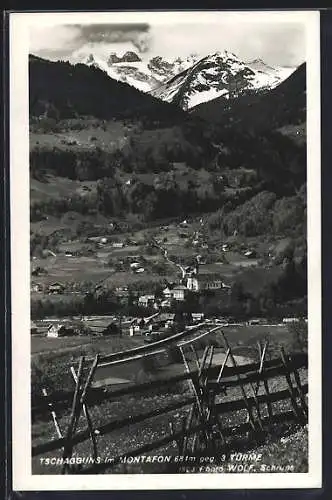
[{"left": 29, "top": 55, "right": 307, "bottom": 316}]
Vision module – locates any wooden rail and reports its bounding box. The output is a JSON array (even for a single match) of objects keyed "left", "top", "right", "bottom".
[
  {"left": 32, "top": 344, "right": 308, "bottom": 471},
  {"left": 32, "top": 353, "right": 307, "bottom": 414}
]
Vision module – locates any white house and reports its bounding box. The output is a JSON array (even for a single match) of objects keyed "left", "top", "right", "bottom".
[
  {"left": 282, "top": 317, "right": 300, "bottom": 324},
  {"left": 47, "top": 324, "right": 73, "bottom": 338},
  {"left": 129, "top": 324, "right": 141, "bottom": 336},
  {"left": 31, "top": 283, "right": 42, "bottom": 293},
  {"left": 162, "top": 287, "right": 172, "bottom": 299},
  {"left": 170, "top": 285, "right": 188, "bottom": 301},
  {"left": 192, "top": 312, "right": 204, "bottom": 322},
  {"left": 138, "top": 295, "right": 155, "bottom": 307},
  {"left": 48, "top": 282, "right": 65, "bottom": 294}
]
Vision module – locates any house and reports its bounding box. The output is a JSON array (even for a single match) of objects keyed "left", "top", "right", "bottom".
[
  {"left": 247, "top": 318, "right": 260, "bottom": 325},
  {"left": 31, "top": 283, "right": 42, "bottom": 293},
  {"left": 138, "top": 294, "right": 155, "bottom": 308},
  {"left": 129, "top": 318, "right": 146, "bottom": 336},
  {"left": 162, "top": 287, "right": 173, "bottom": 299},
  {"left": 115, "top": 287, "right": 129, "bottom": 297},
  {"left": 170, "top": 285, "right": 188, "bottom": 301},
  {"left": 186, "top": 274, "right": 227, "bottom": 292},
  {"left": 129, "top": 324, "right": 141, "bottom": 336},
  {"left": 192, "top": 312, "right": 205, "bottom": 322},
  {"left": 48, "top": 282, "right": 65, "bottom": 294},
  {"left": 282, "top": 317, "right": 300, "bottom": 324},
  {"left": 47, "top": 324, "right": 75, "bottom": 338},
  {"left": 112, "top": 242, "right": 124, "bottom": 249},
  {"left": 244, "top": 250, "right": 257, "bottom": 258},
  {"left": 161, "top": 298, "right": 172, "bottom": 308},
  {"left": 185, "top": 265, "right": 198, "bottom": 275}
]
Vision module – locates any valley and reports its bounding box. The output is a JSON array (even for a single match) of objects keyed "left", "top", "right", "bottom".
[{"left": 29, "top": 54, "right": 307, "bottom": 327}]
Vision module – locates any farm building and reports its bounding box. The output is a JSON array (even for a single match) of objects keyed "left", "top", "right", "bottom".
[
  {"left": 282, "top": 317, "right": 301, "bottom": 324},
  {"left": 170, "top": 285, "right": 188, "bottom": 301},
  {"left": 48, "top": 282, "right": 65, "bottom": 294},
  {"left": 192, "top": 312, "right": 205, "bottom": 322},
  {"left": 244, "top": 250, "right": 257, "bottom": 258},
  {"left": 31, "top": 282, "right": 43, "bottom": 293},
  {"left": 114, "top": 287, "right": 129, "bottom": 297},
  {"left": 47, "top": 324, "right": 75, "bottom": 338},
  {"left": 138, "top": 295, "right": 156, "bottom": 308},
  {"left": 129, "top": 321, "right": 148, "bottom": 336}
]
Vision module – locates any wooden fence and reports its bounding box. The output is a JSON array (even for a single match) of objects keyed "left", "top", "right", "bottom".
[{"left": 32, "top": 327, "right": 308, "bottom": 475}]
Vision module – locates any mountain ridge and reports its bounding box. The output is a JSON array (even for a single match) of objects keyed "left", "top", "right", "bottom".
[
  {"left": 150, "top": 51, "right": 297, "bottom": 109},
  {"left": 40, "top": 48, "right": 297, "bottom": 109}
]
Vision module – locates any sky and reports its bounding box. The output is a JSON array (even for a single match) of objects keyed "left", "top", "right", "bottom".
[{"left": 29, "top": 14, "right": 306, "bottom": 67}]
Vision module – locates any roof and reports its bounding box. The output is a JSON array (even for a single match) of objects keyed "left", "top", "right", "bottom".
[
  {"left": 48, "top": 323, "right": 65, "bottom": 331},
  {"left": 195, "top": 274, "right": 224, "bottom": 283}
]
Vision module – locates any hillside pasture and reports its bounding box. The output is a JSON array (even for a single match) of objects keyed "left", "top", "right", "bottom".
[{"left": 30, "top": 120, "right": 130, "bottom": 152}]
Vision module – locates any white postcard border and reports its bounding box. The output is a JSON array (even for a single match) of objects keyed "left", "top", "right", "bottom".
[{"left": 10, "top": 10, "right": 322, "bottom": 491}]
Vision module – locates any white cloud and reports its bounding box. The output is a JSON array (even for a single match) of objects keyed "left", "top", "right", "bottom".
[
  {"left": 29, "top": 15, "right": 306, "bottom": 67},
  {"left": 147, "top": 22, "right": 305, "bottom": 66},
  {"left": 30, "top": 25, "right": 82, "bottom": 59}
]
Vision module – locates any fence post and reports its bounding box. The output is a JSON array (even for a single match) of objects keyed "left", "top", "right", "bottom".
[
  {"left": 279, "top": 348, "right": 302, "bottom": 420},
  {"left": 257, "top": 341, "right": 273, "bottom": 420},
  {"left": 280, "top": 347, "right": 305, "bottom": 421},
  {"left": 180, "top": 345, "right": 213, "bottom": 453},
  {"left": 61, "top": 356, "right": 85, "bottom": 474},
  {"left": 41, "top": 387, "right": 63, "bottom": 439},
  {"left": 219, "top": 330, "right": 257, "bottom": 432},
  {"left": 70, "top": 354, "right": 100, "bottom": 465}
]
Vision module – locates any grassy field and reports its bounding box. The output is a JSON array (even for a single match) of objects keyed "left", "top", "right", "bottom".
[
  {"left": 30, "top": 120, "right": 129, "bottom": 152},
  {"left": 31, "top": 332, "right": 145, "bottom": 356}
]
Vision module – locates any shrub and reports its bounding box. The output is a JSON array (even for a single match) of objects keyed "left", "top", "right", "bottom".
[{"left": 287, "top": 319, "right": 308, "bottom": 353}]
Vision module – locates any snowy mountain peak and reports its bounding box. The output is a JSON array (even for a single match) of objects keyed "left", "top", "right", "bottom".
[
  {"left": 150, "top": 52, "right": 297, "bottom": 109},
  {"left": 86, "top": 54, "right": 95, "bottom": 64},
  {"left": 66, "top": 47, "right": 296, "bottom": 109},
  {"left": 108, "top": 51, "right": 142, "bottom": 64}
]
